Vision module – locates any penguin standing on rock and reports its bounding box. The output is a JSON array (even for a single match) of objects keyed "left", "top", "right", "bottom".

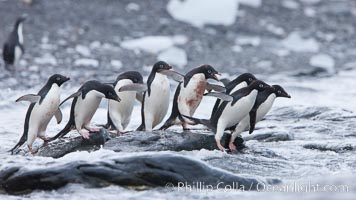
[
  {"left": 183, "top": 80, "right": 271, "bottom": 151},
  {"left": 103, "top": 71, "right": 147, "bottom": 134},
  {"left": 9, "top": 74, "right": 70, "bottom": 154},
  {"left": 210, "top": 73, "right": 257, "bottom": 118},
  {"left": 159, "top": 64, "right": 226, "bottom": 130},
  {"left": 2, "top": 16, "right": 26, "bottom": 71},
  {"left": 50, "top": 80, "right": 121, "bottom": 140},
  {"left": 228, "top": 85, "right": 291, "bottom": 150},
  {"left": 136, "top": 61, "right": 183, "bottom": 131}
]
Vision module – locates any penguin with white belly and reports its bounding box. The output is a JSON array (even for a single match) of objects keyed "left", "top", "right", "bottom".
[
  {"left": 159, "top": 64, "right": 226, "bottom": 130},
  {"left": 50, "top": 80, "right": 121, "bottom": 140},
  {"left": 10, "top": 74, "right": 70, "bottom": 154},
  {"left": 228, "top": 85, "right": 291, "bottom": 150},
  {"left": 2, "top": 16, "right": 26, "bottom": 71},
  {"left": 210, "top": 73, "right": 257, "bottom": 118},
  {"left": 103, "top": 71, "right": 147, "bottom": 134},
  {"left": 183, "top": 80, "right": 271, "bottom": 151},
  {"left": 136, "top": 61, "right": 183, "bottom": 131}
]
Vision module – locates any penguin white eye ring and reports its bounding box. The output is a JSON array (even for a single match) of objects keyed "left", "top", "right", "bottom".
[
  {"left": 208, "top": 70, "right": 212, "bottom": 73},
  {"left": 249, "top": 78, "right": 253, "bottom": 81},
  {"left": 259, "top": 84, "right": 264, "bottom": 88},
  {"left": 278, "top": 90, "right": 282, "bottom": 94}
]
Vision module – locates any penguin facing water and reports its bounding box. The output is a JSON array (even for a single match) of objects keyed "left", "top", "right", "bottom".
[
  {"left": 2, "top": 16, "right": 26, "bottom": 71},
  {"left": 50, "top": 80, "right": 121, "bottom": 140},
  {"left": 159, "top": 64, "right": 223, "bottom": 130},
  {"left": 136, "top": 61, "right": 183, "bottom": 131},
  {"left": 210, "top": 73, "right": 257, "bottom": 119},
  {"left": 10, "top": 74, "right": 70, "bottom": 154},
  {"left": 103, "top": 71, "right": 147, "bottom": 134},
  {"left": 228, "top": 85, "right": 291, "bottom": 150},
  {"left": 183, "top": 80, "right": 271, "bottom": 151}
]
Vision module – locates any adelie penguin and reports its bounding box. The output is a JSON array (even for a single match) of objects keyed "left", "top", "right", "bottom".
[
  {"left": 210, "top": 73, "right": 257, "bottom": 119},
  {"left": 50, "top": 80, "right": 121, "bottom": 140},
  {"left": 159, "top": 64, "right": 228, "bottom": 130},
  {"left": 9, "top": 74, "right": 70, "bottom": 154},
  {"left": 184, "top": 80, "right": 271, "bottom": 151},
  {"left": 228, "top": 85, "right": 291, "bottom": 150},
  {"left": 102, "top": 71, "right": 147, "bottom": 134},
  {"left": 2, "top": 16, "right": 26, "bottom": 72},
  {"left": 136, "top": 61, "right": 183, "bottom": 131}
]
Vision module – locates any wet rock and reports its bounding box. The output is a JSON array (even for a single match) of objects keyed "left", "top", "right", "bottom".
[
  {"left": 36, "top": 129, "right": 110, "bottom": 158},
  {"left": 303, "top": 142, "right": 355, "bottom": 153},
  {"left": 34, "top": 130, "right": 244, "bottom": 158},
  {"left": 244, "top": 131, "right": 293, "bottom": 142},
  {"left": 0, "top": 154, "right": 280, "bottom": 195},
  {"left": 104, "top": 130, "right": 244, "bottom": 152}
]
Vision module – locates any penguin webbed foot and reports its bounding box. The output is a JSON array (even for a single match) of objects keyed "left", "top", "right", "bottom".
[
  {"left": 229, "top": 142, "right": 237, "bottom": 151},
  {"left": 28, "top": 145, "right": 38, "bottom": 154},
  {"left": 79, "top": 130, "right": 90, "bottom": 139},
  {"left": 215, "top": 139, "right": 226, "bottom": 152}
]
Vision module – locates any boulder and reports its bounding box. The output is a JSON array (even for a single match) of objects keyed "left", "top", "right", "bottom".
[{"left": 0, "top": 153, "right": 280, "bottom": 195}]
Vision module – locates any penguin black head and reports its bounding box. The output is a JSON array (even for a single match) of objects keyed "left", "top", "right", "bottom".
[
  {"left": 272, "top": 85, "right": 291, "bottom": 98},
  {"left": 99, "top": 84, "right": 121, "bottom": 102},
  {"left": 197, "top": 64, "right": 220, "bottom": 81},
  {"left": 249, "top": 80, "right": 271, "bottom": 91},
  {"left": 117, "top": 71, "right": 144, "bottom": 84},
  {"left": 152, "top": 61, "right": 172, "bottom": 73},
  {"left": 48, "top": 74, "right": 70, "bottom": 86},
  {"left": 239, "top": 73, "right": 257, "bottom": 85}
]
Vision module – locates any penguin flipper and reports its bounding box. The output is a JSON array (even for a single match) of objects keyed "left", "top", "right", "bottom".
[
  {"left": 119, "top": 83, "right": 148, "bottom": 93},
  {"left": 136, "top": 93, "right": 144, "bottom": 104},
  {"left": 15, "top": 94, "right": 41, "bottom": 103},
  {"left": 206, "top": 83, "right": 226, "bottom": 92},
  {"left": 249, "top": 109, "right": 257, "bottom": 134},
  {"left": 59, "top": 91, "right": 81, "bottom": 107},
  {"left": 160, "top": 70, "right": 184, "bottom": 82},
  {"left": 54, "top": 108, "right": 62, "bottom": 124},
  {"left": 181, "top": 114, "right": 215, "bottom": 131},
  {"left": 204, "top": 92, "right": 233, "bottom": 102},
  {"left": 210, "top": 99, "right": 221, "bottom": 119}
]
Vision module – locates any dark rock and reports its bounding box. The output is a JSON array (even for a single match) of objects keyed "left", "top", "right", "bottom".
[
  {"left": 303, "top": 143, "right": 355, "bottom": 153},
  {"left": 244, "top": 131, "right": 293, "bottom": 142},
  {"left": 0, "top": 154, "right": 280, "bottom": 195},
  {"left": 105, "top": 130, "right": 214, "bottom": 152},
  {"left": 36, "top": 129, "right": 110, "bottom": 158},
  {"left": 35, "top": 129, "right": 244, "bottom": 158}
]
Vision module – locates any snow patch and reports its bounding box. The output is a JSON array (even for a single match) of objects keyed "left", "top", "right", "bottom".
[
  {"left": 282, "top": 32, "right": 319, "bottom": 52},
  {"left": 282, "top": 0, "right": 300, "bottom": 10},
  {"left": 309, "top": 54, "right": 335, "bottom": 73},
  {"left": 121, "top": 35, "right": 188, "bottom": 54},
  {"left": 110, "top": 60, "right": 123, "bottom": 70},
  {"left": 238, "top": 0, "right": 261, "bottom": 8},
  {"left": 126, "top": 3, "right": 140, "bottom": 12},
  {"left": 75, "top": 45, "right": 91, "bottom": 57},
  {"left": 34, "top": 53, "right": 57, "bottom": 66},
  {"left": 74, "top": 58, "right": 99, "bottom": 68},
  {"left": 167, "top": 0, "right": 239, "bottom": 28},
  {"left": 157, "top": 46, "right": 187, "bottom": 68},
  {"left": 235, "top": 36, "right": 260, "bottom": 46}
]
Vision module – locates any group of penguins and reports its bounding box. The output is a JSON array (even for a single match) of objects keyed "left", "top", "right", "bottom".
[
  {"left": 10, "top": 62, "right": 291, "bottom": 154},
  {"left": 3, "top": 17, "right": 291, "bottom": 154}
]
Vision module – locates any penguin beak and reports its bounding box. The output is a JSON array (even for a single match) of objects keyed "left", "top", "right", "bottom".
[
  {"left": 65, "top": 77, "right": 70, "bottom": 82},
  {"left": 286, "top": 94, "right": 291, "bottom": 98},
  {"left": 213, "top": 73, "right": 221, "bottom": 81},
  {"left": 113, "top": 96, "right": 121, "bottom": 102}
]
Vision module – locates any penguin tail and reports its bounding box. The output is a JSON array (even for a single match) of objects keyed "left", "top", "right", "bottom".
[
  {"left": 49, "top": 121, "right": 73, "bottom": 141},
  {"left": 9, "top": 133, "right": 27, "bottom": 154},
  {"left": 181, "top": 115, "right": 214, "bottom": 130}
]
